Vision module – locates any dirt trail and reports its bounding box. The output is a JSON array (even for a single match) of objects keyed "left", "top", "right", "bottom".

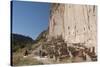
[{"left": 33, "top": 56, "right": 54, "bottom": 64}]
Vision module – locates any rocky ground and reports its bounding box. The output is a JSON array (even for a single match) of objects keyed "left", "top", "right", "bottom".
[{"left": 24, "top": 36, "right": 97, "bottom": 64}]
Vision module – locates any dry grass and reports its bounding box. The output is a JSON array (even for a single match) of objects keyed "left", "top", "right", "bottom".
[
  {"left": 12, "top": 52, "right": 23, "bottom": 66},
  {"left": 12, "top": 52, "right": 43, "bottom": 66}
]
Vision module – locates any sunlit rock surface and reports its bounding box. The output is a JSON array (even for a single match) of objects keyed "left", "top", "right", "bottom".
[{"left": 48, "top": 4, "right": 97, "bottom": 53}]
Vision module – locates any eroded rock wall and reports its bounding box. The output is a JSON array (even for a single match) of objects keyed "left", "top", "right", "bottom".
[{"left": 48, "top": 3, "right": 97, "bottom": 51}]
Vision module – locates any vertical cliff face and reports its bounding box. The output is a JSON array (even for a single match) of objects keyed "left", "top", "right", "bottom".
[{"left": 48, "top": 4, "right": 97, "bottom": 49}]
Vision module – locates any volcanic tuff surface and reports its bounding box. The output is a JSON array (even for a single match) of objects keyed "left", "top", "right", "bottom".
[{"left": 48, "top": 4, "right": 97, "bottom": 52}]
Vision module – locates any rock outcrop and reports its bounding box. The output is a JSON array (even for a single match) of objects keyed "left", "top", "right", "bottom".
[
  {"left": 34, "top": 3, "right": 97, "bottom": 63},
  {"left": 48, "top": 3, "right": 97, "bottom": 53}
]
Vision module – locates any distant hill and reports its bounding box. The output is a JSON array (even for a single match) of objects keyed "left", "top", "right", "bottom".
[
  {"left": 36, "top": 29, "right": 48, "bottom": 42},
  {"left": 12, "top": 33, "right": 34, "bottom": 52}
]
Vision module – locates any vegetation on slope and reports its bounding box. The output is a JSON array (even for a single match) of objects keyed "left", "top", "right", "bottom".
[
  {"left": 12, "top": 33, "right": 34, "bottom": 52},
  {"left": 11, "top": 30, "right": 48, "bottom": 66}
]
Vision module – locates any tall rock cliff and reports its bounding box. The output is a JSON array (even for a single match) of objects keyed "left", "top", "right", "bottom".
[{"left": 48, "top": 4, "right": 97, "bottom": 51}]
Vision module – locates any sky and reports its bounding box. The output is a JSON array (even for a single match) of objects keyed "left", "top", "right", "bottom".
[{"left": 12, "top": 1, "right": 51, "bottom": 40}]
